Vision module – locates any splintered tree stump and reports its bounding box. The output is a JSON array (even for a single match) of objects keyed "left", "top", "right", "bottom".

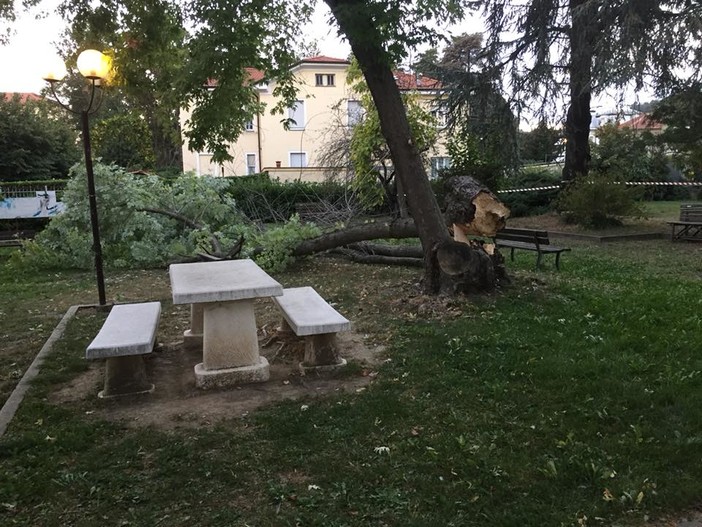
[
  {"left": 434, "top": 175, "right": 511, "bottom": 292},
  {"left": 437, "top": 240, "right": 500, "bottom": 294},
  {"left": 444, "top": 176, "right": 510, "bottom": 238}
]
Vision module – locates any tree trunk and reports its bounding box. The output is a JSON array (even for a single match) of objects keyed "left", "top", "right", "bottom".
[
  {"left": 324, "top": 0, "right": 451, "bottom": 294},
  {"left": 292, "top": 175, "right": 508, "bottom": 293},
  {"left": 293, "top": 219, "right": 417, "bottom": 257},
  {"left": 147, "top": 107, "right": 184, "bottom": 171},
  {"left": 396, "top": 175, "right": 409, "bottom": 219},
  {"left": 563, "top": 0, "right": 595, "bottom": 181}
]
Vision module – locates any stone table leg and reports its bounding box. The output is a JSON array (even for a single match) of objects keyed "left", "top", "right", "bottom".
[
  {"left": 194, "top": 299, "right": 269, "bottom": 388},
  {"left": 99, "top": 355, "right": 154, "bottom": 398},
  {"left": 184, "top": 303, "right": 204, "bottom": 350}
]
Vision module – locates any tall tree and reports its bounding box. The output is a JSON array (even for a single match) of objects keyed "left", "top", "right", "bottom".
[
  {"left": 413, "top": 47, "right": 440, "bottom": 78},
  {"left": 653, "top": 83, "right": 702, "bottom": 181},
  {"left": 477, "top": 0, "right": 702, "bottom": 181},
  {"left": 0, "top": 95, "right": 80, "bottom": 181},
  {"left": 322, "top": 0, "right": 471, "bottom": 292},
  {"left": 437, "top": 32, "right": 520, "bottom": 190},
  {"left": 59, "top": 0, "right": 187, "bottom": 170},
  {"left": 519, "top": 121, "right": 562, "bottom": 163}
]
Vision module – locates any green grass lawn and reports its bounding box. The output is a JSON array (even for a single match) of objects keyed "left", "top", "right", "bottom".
[
  {"left": 1, "top": 230, "right": 702, "bottom": 525},
  {"left": 642, "top": 201, "right": 687, "bottom": 220}
]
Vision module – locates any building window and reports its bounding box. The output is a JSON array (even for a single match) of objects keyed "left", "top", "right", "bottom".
[
  {"left": 431, "top": 107, "right": 448, "bottom": 128},
  {"left": 244, "top": 120, "right": 254, "bottom": 132},
  {"left": 246, "top": 153, "right": 257, "bottom": 175},
  {"left": 315, "top": 73, "right": 335, "bottom": 86},
  {"left": 430, "top": 157, "right": 451, "bottom": 179},
  {"left": 289, "top": 152, "right": 307, "bottom": 168},
  {"left": 347, "top": 100, "right": 363, "bottom": 127},
  {"left": 288, "top": 100, "right": 305, "bottom": 129}
]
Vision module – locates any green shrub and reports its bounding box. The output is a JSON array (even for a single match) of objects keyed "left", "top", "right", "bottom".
[
  {"left": 556, "top": 172, "right": 645, "bottom": 228},
  {"left": 224, "top": 173, "right": 354, "bottom": 222},
  {"left": 247, "top": 214, "right": 321, "bottom": 273},
  {"left": 500, "top": 166, "right": 561, "bottom": 217},
  {"left": 12, "top": 166, "right": 323, "bottom": 273}
]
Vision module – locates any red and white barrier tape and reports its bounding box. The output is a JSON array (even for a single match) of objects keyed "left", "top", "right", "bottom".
[{"left": 497, "top": 181, "right": 702, "bottom": 194}]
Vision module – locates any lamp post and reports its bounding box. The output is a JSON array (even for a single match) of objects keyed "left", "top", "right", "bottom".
[{"left": 44, "top": 50, "right": 112, "bottom": 306}]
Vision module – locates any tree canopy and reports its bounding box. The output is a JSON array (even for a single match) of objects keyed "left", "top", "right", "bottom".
[
  {"left": 58, "top": 0, "right": 187, "bottom": 171},
  {"left": 476, "top": 0, "right": 702, "bottom": 180},
  {"left": 653, "top": 83, "right": 702, "bottom": 181},
  {"left": 0, "top": 95, "right": 80, "bottom": 181}
]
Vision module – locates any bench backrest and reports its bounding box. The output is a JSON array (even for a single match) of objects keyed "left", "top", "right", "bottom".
[
  {"left": 680, "top": 203, "right": 702, "bottom": 222},
  {"left": 496, "top": 227, "right": 549, "bottom": 247}
]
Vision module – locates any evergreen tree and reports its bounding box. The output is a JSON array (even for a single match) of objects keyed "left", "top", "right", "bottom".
[
  {"left": 476, "top": 0, "right": 701, "bottom": 181},
  {"left": 653, "top": 83, "right": 702, "bottom": 181}
]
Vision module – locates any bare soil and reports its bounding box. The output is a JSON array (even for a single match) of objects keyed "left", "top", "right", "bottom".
[{"left": 52, "top": 325, "right": 385, "bottom": 430}]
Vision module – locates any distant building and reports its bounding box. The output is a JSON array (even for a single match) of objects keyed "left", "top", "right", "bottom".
[
  {"left": 618, "top": 113, "right": 665, "bottom": 135},
  {"left": 2, "top": 92, "right": 42, "bottom": 104},
  {"left": 180, "top": 56, "right": 449, "bottom": 182}
]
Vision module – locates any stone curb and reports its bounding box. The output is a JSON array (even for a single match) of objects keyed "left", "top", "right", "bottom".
[
  {"left": 0, "top": 304, "right": 88, "bottom": 438},
  {"left": 548, "top": 231, "right": 666, "bottom": 242}
]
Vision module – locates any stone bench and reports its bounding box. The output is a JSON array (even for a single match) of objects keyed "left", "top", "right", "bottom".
[
  {"left": 86, "top": 302, "right": 161, "bottom": 398},
  {"left": 272, "top": 287, "right": 351, "bottom": 372}
]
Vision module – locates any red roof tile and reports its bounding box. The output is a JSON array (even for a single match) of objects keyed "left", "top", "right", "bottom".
[
  {"left": 300, "top": 56, "right": 349, "bottom": 64},
  {"left": 205, "top": 68, "right": 265, "bottom": 88},
  {"left": 393, "top": 70, "right": 442, "bottom": 90},
  {"left": 245, "top": 67, "right": 265, "bottom": 83},
  {"left": 2, "top": 92, "right": 42, "bottom": 104},
  {"left": 619, "top": 113, "right": 664, "bottom": 131}
]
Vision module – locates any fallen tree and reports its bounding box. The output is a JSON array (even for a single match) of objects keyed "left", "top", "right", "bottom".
[{"left": 292, "top": 175, "right": 511, "bottom": 293}]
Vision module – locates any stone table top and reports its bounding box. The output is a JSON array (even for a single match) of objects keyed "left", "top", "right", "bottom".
[{"left": 169, "top": 259, "right": 283, "bottom": 305}]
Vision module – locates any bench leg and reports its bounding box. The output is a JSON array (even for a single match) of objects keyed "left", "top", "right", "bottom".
[
  {"left": 510, "top": 247, "right": 515, "bottom": 261},
  {"left": 277, "top": 317, "right": 296, "bottom": 338},
  {"left": 302, "top": 333, "right": 345, "bottom": 370},
  {"left": 100, "top": 355, "right": 154, "bottom": 398},
  {"left": 184, "top": 303, "right": 204, "bottom": 350},
  {"left": 555, "top": 252, "right": 561, "bottom": 270},
  {"left": 536, "top": 251, "right": 543, "bottom": 269}
]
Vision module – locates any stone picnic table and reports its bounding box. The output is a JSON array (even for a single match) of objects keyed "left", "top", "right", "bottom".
[{"left": 169, "top": 259, "right": 283, "bottom": 389}]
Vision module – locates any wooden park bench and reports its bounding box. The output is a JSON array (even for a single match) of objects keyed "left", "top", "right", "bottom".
[
  {"left": 494, "top": 227, "right": 570, "bottom": 270},
  {"left": 86, "top": 302, "right": 161, "bottom": 398},
  {"left": 668, "top": 203, "right": 702, "bottom": 242},
  {"left": 272, "top": 286, "right": 351, "bottom": 372}
]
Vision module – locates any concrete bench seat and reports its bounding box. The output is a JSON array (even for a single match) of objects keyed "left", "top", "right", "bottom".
[
  {"left": 272, "top": 287, "right": 351, "bottom": 371},
  {"left": 86, "top": 302, "right": 161, "bottom": 398}
]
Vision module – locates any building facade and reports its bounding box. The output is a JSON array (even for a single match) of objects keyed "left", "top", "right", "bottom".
[{"left": 181, "top": 56, "right": 450, "bottom": 182}]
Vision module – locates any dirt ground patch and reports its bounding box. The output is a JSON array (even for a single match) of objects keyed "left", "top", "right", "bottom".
[{"left": 52, "top": 328, "right": 385, "bottom": 430}]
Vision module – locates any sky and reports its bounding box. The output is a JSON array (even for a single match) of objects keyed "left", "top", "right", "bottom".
[
  {"left": 0, "top": 0, "right": 644, "bottom": 128},
  {"left": 0, "top": 1, "right": 485, "bottom": 94},
  {"left": 0, "top": 0, "right": 65, "bottom": 93}
]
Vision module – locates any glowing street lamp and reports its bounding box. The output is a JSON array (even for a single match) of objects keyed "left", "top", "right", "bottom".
[{"left": 44, "top": 49, "right": 112, "bottom": 306}]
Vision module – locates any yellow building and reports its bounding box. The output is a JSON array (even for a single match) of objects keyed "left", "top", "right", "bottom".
[{"left": 181, "top": 56, "right": 450, "bottom": 182}]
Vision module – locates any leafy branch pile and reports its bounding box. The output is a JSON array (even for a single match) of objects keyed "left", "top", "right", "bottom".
[{"left": 12, "top": 164, "right": 320, "bottom": 272}]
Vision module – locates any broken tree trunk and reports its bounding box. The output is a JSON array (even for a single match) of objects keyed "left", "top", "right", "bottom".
[
  {"left": 324, "top": 0, "right": 452, "bottom": 293},
  {"left": 444, "top": 176, "right": 510, "bottom": 240},
  {"left": 292, "top": 175, "right": 511, "bottom": 293},
  {"left": 292, "top": 219, "right": 417, "bottom": 257}
]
